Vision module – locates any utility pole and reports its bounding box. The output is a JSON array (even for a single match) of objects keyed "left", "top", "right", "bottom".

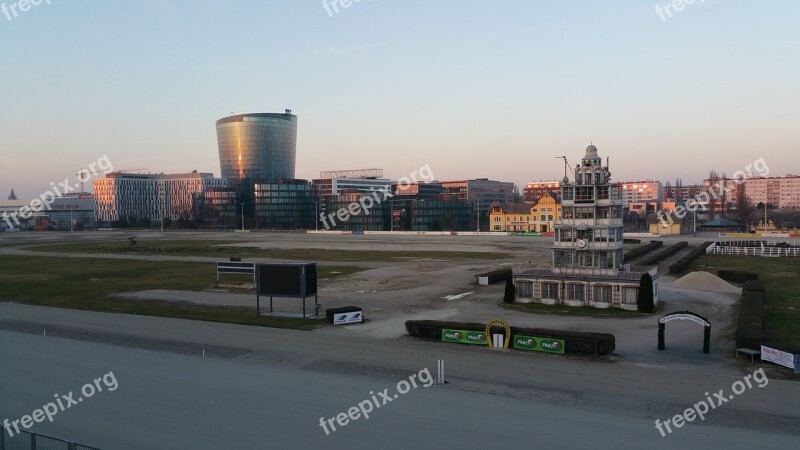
[{"left": 314, "top": 201, "right": 319, "bottom": 231}]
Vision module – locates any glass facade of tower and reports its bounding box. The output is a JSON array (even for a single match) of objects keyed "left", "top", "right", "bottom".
[
  {"left": 216, "top": 112, "right": 297, "bottom": 181},
  {"left": 554, "top": 145, "right": 625, "bottom": 276},
  {"left": 512, "top": 145, "right": 659, "bottom": 310}
]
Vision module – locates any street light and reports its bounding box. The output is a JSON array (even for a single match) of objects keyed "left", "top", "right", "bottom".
[
  {"left": 241, "top": 202, "right": 245, "bottom": 231},
  {"left": 314, "top": 201, "right": 319, "bottom": 231}
]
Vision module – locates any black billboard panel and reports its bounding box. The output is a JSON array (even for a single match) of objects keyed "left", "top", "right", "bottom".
[{"left": 257, "top": 263, "right": 317, "bottom": 298}]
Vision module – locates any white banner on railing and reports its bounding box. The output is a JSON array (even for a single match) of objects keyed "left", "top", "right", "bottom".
[{"left": 761, "top": 345, "right": 795, "bottom": 369}]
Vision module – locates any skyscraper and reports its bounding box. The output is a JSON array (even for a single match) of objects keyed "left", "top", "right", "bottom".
[{"left": 216, "top": 111, "right": 298, "bottom": 181}]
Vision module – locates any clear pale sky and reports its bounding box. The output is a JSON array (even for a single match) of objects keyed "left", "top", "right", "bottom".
[{"left": 1, "top": 0, "right": 798, "bottom": 198}]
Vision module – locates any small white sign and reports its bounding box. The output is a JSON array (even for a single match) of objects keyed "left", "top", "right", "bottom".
[
  {"left": 333, "top": 311, "right": 362, "bottom": 325},
  {"left": 761, "top": 345, "right": 795, "bottom": 369}
]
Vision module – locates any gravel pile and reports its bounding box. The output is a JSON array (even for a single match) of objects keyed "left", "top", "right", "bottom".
[{"left": 671, "top": 271, "right": 741, "bottom": 294}]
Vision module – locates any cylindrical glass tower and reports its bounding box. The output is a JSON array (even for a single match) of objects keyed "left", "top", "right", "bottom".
[{"left": 216, "top": 112, "right": 297, "bottom": 181}]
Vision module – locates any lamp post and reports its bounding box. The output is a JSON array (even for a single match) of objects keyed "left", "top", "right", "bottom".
[
  {"left": 241, "top": 202, "right": 245, "bottom": 231},
  {"left": 314, "top": 201, "right": 319, "bottom": 231}
]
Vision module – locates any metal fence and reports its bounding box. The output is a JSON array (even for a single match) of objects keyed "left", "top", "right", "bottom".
[
  {"left": 1, "top": 429, "right": 101, "bottom": 450},
  {"left": 706, "top": 241, "right": 800, "bottom": 257}
]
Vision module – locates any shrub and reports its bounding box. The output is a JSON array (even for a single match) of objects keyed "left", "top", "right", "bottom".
[
  {"left": 623, "top": 238, "right": 641, "bottom": 244},
  {"left": 637, "top": 273, "right": 654, "bottom": 313},
  {"left": 625, "top": 241, "right": 663, "bottom": 261},
  {"left": 668, "top": 242, "right": 712, "bottom": 274},
  {"left": 743, "top": 280, "right": 765, "bottom": 292},
  {"left": 404, "top": 320, "right": 615, "bottom": 355},
  {"left": 735, "top": 288, "right": 767, "bottom": 348},
  {"left": 503, "top": 277, "right": 516, "bottom": 303},
  {"left": 477, "top": 268, "right": 513, "bottom": 285},
  {"left": 718, "top": 270, "right": 759, "bottom": 283},
  {"left": 638, "top": 241, "right": 688, "bottom": 266}
]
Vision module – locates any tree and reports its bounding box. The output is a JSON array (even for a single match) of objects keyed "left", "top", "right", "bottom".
[
  {"left": 637, "top": 273, "right": 654, "bottom": 313},
  {"left": 503, "top": 277, "right": 516, "bottom": 304},
  {"left": 512, "top": 184, "right": 522, "bottom": 203},
  {"left": 664, "top": 180, "right": 673, "bottom": 201},
  {"left": 439, "top": 214, "right": 454, "bottom": 231},
  {"left": 734, "top": 177, "right": 755, "bottom": 229},
  {"left": 705, "top": 171, "right": 720, "bottom": 220}
]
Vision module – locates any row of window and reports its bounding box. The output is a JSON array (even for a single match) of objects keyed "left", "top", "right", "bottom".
[{"left": 516, "top": 281, "right": 638, "bottom": 304}]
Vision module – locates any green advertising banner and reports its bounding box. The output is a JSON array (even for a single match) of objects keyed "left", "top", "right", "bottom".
[
  {"left": 512, "top": 335, "right": 566, "bottom": 354},
  {"left": 442, "top": 329, "right": 487, "bottom": 345}
]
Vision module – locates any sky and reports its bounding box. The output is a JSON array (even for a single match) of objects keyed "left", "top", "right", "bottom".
[{"left": 1, "top": 0, "right": 799, "bottom": 199}]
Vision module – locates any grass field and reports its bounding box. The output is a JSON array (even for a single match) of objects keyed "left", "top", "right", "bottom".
[
  {"left": 24, "top": 240, "right": 510, "bottom": 261},
  {"left": 688, "top": 254, "right": 800, "bottom": 350},
  {"left": 0, "top": 256, "right": 365, "bottom": 330}
]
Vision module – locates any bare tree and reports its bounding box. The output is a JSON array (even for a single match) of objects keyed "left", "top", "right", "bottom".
[
  {"left": 675, "top": 178, "right": 683, "bottom": 201},
  {"left": 734, "top": 176, "right": 755, "bottom": 229},
  {"left": 706, "top": 170, "right": 720, "bottom": 221},
  {"left": 664, "top": 180, "right": 673, "bottom": 201}
]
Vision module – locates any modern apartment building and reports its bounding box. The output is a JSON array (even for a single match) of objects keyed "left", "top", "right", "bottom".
[{"left": 620, "top": 180, "right": 662, "bottom": 206}]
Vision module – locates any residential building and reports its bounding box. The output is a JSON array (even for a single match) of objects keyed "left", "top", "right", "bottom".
[
  {"left": 489, "top": 203, "right": 533, "bottom": 232},
  {"left": 523, "top": 180, "right": 560, "bottom": 202},
  {"left": 489, "top": 192, "right": 562, "bottom": 233},
  {"left": 620, "top": 180, "right": 662, "bottom": 206}
]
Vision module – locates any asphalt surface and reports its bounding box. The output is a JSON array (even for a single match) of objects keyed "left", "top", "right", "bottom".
[{"left": 1, "top": 304, "right": 799, "bottom": 449}]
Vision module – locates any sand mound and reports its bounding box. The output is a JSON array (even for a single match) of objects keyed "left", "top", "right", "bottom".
[{"left": 671, "top": 271, "right": 741, "bottom": 294}]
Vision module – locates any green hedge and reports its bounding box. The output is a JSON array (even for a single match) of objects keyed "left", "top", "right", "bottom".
[
  {"left": 624, "top": 240, "right": 663, "bottom": 261},
  {"left": 476, "top": 268, "right": 513, "bottom": 285},
  {"left": 718, "top": 270, "right": 759, "bottom": 283},
  {"left": 405, "top": 320, "right": 615, "bottom": 355},
  {"left": 668, "top": 242, "right": 713, "bottom": 274},
  {"left": 735, "top": 287, "right": 766, "bottom": 349},
  {"left": 638, "top": 241, "right": 688, "bottom": 266}
]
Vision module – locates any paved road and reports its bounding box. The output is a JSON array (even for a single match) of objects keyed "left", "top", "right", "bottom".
[
  {"left": 1, "top": 304, "right": 799, "bottom": 449},
  {"left": 1, "top": 329, "right": 798, "bottom": 450}
]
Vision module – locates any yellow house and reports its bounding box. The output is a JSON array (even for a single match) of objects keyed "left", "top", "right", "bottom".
[
  {"left": 489, "top": 202, "right": 533, "bottom": 232},
  {"left": 489, "top": 193, "right": 561, "bottom": 233},
  {"left": 530, "top": 192, "right": 561, "bottom": 233}
]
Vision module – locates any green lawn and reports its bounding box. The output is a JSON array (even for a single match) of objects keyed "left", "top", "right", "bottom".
[
  {"left": 687, "top": 254, "right": 800, "bottom": 350},
  {"left": 0, "top": 256, "right": 365, "bottom": 330},
  {"left": 25, "top": 240, "right": 509, "bottom": 261}
]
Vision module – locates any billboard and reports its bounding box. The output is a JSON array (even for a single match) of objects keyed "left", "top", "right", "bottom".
[
  {"left": 513, "top": 335, "right": 566, "bottom": 354},
  {"left": 442, "top": 329, "right": 487, "bottom": 345},
  {"left": 333, "top": 311, "right": 363, "bottom": 325},
  {"left": 256, "top": 263, "right": 317, "bottom": 298},
  {"left": 760, "top": 345, "right": 795, "bottom": 369}
]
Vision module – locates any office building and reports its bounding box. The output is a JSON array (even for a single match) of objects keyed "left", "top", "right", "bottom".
[
  {"left": 94, "top": 172, "right": 226, "bottom": 224},
  {"left": 216, "top": 111, "right": 298, "bottom": 181}
]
